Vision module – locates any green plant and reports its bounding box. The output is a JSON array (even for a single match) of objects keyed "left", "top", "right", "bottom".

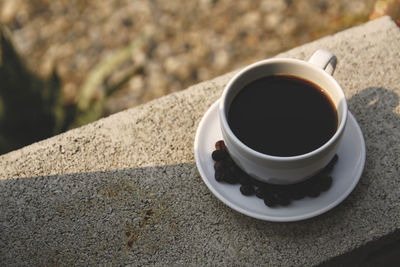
[
  {"left": 0, "top": 26, "right": 69, "bottom": 154},
  {"left": 0, "top": 25, "right": 147, "bottom": 155}
]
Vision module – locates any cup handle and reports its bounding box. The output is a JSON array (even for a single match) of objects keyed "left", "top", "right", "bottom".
[{"left": 308, "top": 49, "right": 337, "bottom": 75}]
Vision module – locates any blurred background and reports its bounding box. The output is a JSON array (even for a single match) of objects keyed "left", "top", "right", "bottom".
[{"left": 0, "top": 0, "right": 390, "bottom": 154}]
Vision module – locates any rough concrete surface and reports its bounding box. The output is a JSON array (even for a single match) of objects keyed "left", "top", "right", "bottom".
[{"left": 1, "top": 16, "right": 400, "bottom": 266}]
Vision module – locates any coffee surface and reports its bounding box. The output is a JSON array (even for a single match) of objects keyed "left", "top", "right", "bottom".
[{"left": 228, "top": 75, "right": 337, "bottom": 156}]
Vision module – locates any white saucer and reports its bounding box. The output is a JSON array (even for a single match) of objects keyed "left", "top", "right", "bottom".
[{"left": 194, "top": 100, "right": 366, "bottom": 222}]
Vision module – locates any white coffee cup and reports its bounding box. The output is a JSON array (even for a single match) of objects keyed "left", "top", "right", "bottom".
[{"left": 219, "top": 50, "right": 347, "bottom": 185}]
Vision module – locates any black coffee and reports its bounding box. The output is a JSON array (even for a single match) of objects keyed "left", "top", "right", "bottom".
[{"left": 228, "top": 75, "right": 338, "bottom": 157}]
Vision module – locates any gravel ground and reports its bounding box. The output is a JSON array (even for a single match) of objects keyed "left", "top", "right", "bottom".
[{"left": 1, "top": 0, "right": 376, "bottom": 116}]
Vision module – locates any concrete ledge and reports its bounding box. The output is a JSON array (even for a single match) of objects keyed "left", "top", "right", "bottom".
[{"left": 1, "top": 16, "right": 400, "bottom": 265}]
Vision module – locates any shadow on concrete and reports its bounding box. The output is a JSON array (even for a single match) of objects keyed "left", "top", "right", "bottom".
[
  {"left": 320, "top": 87, "right": 400, "bottom": 267},
  {"left": 0, "top": 162, "right": 362, "bottom": 266}
]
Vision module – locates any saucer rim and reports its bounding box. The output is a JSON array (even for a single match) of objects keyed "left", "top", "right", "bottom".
[{"left": 194, "top": 100, "right": 366, "bottom": 222}]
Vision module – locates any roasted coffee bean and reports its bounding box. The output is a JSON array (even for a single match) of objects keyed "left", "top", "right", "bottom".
[
  {"left": 215, "top": 140, "right": 227, "bottom": 151},
  {"left": 230, "top": 166, "right": 250, "bottom": 184},
  {"left": 280, "top": 187, "right": 292, "bottom": 200},
  {"left": 224, "top": 157, "right": 235, "bottom": 167},
  {"left": 224, "top": 175, "right": 239, "bottom": 184},
  {"left": 248, "top": 177, "right": 265, "bottom": 187},
  {"left": 240, "top": 185, "right": 255, "bottom": 196},
  {"left": 305, "top": 175, "right": 319, "bottom": 185},
  {"left": 238, "top": 173, "right": 252, "bottom": 185},
  {"left": 268, "top": 191, "right": 287, "bottom": 206},
  {"left": 320, "top": 176, "right": 333, "bottom": 191},
  {"left": 211, "top": 140, "right": 337, "bottom": 208},
  {"left": 214, "top": 161, "right": 223, "bottom": 171},
  {"left": 264, "top": 183, "right": 278, "bottom": 191},
  {"left": 212, "top": 150, "right": 228, "bottom": 161},
  {"left": 306, "top": 184, "right": 321, "bottom": 198},
  {"left": 290, "top": 189, "right": 306, "bottom": 200},
  {"left": 286, "top": 184, "right": 305, "bottom": 200},
  {"left": 255, "top": 187, "right": 267, "bottom": 199},
  {"left": 264, "top": 195, "right": 277, "bottom": 207},
  {"left": 223, "top": 168, "right": 239, "bottom": 184},
  {"left": 307, "top": 190, "right": 320, "bottom": 198},
  {"left": 215, "top": 168, "right": 226, "bottom": 182},
  {"left": 267, "top": 184, "right": 286, "bottom": 197},
  {"left": 278, "top": 196, "right": 291, "bottom": 206},
  {"left": 228, "top": 165, "right": 240, "bottom": 177},
  {"left": 270, "top": 192, "right": 287, "bottom": 206}
]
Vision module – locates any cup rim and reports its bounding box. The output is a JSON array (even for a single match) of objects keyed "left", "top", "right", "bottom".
[{"left": 219, "top": 57, "right": 348, "bottom": 162}]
